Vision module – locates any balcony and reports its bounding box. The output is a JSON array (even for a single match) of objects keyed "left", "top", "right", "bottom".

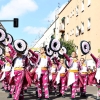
[{"left": 59, "top": 24, "right": 65, "bottom": 33}]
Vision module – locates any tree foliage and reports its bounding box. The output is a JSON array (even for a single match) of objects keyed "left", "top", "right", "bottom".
[{"left": 60, "top": 39, "right": 76, "bottom": 56}]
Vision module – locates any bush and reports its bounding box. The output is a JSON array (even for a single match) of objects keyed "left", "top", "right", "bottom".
[{"left": 60, "top": 39, "right": 76, "bottom": 56}]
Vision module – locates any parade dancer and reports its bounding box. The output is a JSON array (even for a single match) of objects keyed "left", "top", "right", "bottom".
[
  {"left": 0, "top": 46, "right": 12, "bottom": 92},
  {"left": 49, "top": 58, "right": 58, "bottom": 96},
  {"left": 79, "top": 58, "right": 88, "bottom": 97},
  {"left": 55, "top": 58, "right": 67, "bottom": 98},
  {"left": 29, "top": 47, "right": 51, "bottom": 100},
  {"left": 0, "top": 58, "right": 5, "bottom": 90},
  {"left": 62, "top": 51, "right": 80, "bottom": 100},
  {"left": 89, "top": 52, "right": 100, "bottom": 100},
  {"left": 9, "top": 39, "right": 31, "bottom": 100},
  {"left": 28, "top": 50, "right": 39, "bottom": 97}
]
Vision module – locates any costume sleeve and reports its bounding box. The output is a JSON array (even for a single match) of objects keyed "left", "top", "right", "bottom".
[
  {"left": 29, "top": 49, "right": 38, "bottom": 58},
  {"left": 0, "top": 60, "right": 4, "bottom": 66},
  {"left": 5, "top": 57, "right": 12, "bottom": 64},
  {"left": 63, "top": 53, "right": 70, "bottom": 62},
  {"left": 25, "top": 57, "right": 29, "bottom": 67},
  {"left": 29, "top": 57, "right": 37, "bottom": 64},
  {"left": 53, "top": 57, "right": 60, "bottom": 66},
  {"left": 48, "top": 57, "right": 52, "bottom": 67},
  {"left": 8, "top": 44, "right": 17, "bottom": 58},
  {"left": 90, "top": 53, "right": 98, "bottom": 64}
]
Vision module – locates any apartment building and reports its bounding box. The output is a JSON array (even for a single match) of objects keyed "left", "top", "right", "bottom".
[
  {"left": 33, "top": 17, "right": 59, "bottom": 49},
  {"left": 58, "top": 0, "right": 100, "bottom": 61}
]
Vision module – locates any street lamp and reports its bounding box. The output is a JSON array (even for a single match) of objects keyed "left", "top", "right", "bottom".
[{"left": 0, "top": 18, "right": 19, "bottom": 28}]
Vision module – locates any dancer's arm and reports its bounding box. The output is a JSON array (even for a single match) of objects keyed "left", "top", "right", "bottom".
[
  {"left": 63, "top": 53, "right": 70, "bottom": 62},
  {"left": 90, "top": 53, "right": 98, "bottom": 64},
  {"left": 29, "top": 50, "right": 38, "bottom": 58}
]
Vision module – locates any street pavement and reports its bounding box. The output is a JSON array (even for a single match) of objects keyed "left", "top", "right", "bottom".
[{"left": 0, "top": 83, "right": 98, "bottom": 100}]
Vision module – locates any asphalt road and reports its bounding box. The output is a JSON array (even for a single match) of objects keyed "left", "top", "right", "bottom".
[{"left": 0, "top": 83, "right": 98, "bottom": 100}]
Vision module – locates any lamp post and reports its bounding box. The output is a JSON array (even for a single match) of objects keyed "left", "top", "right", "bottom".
[{"left": 0, "top": 18, "right": 19, "bottom": 27}]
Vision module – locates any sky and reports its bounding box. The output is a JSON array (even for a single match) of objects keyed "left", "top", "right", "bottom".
[{"left": 0, "top": 0, "right": 68, "bottom": 47}]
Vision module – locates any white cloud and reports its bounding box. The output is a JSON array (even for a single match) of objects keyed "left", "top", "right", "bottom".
[
  {"left": 45, "top": 2, "right": 67, "bottom": 22},
  {"left": 23, "top": 26, "right": 47, "bottom": 35},
  {"left": 0, "top": 0, "right": 38, "bottom": 19}
]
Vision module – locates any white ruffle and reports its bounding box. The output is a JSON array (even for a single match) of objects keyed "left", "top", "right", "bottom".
[
  {"left": 67, "top": 72, "right": 75, "bottom": 86},
  {"left": 95, "top": 68, "right": 100, "bottom": 83}
]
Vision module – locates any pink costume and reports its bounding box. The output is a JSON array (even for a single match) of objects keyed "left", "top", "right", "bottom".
[
  {"left": 49, "top": 58, "right": 58, "bottom": 93},
  {"left": 29, "top": 50, "right": 51, "bottom": 99},
  {"left": 9, "top": 44, "right": 30, "bottom": 100},
  {"left": 79, "top": 63, "right": 88, "bottom": 95},
  {"left": 0, "top": 46, "right": 13, "bottom": 91},
  {"left": 90, "top": 53, "right": 100, "bottom": 97},
  {"left": 63, "top": 53, "right": 79, "bottom": 99},
  {"left": 55, "top": 59, "right": 67, "bottom": 96},
  {"left": 0, "top": 59, "right": 5, "bottom": 89}
]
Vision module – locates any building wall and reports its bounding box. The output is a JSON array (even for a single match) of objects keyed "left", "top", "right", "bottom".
[
  {"left": 58, "top": 0, "right": 100, "bottom": 60},
  {"left": 34, "top": 18, "right": 59, "bottom": 48}
]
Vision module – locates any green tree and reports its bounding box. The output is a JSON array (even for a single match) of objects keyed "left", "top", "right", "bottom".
[
  {"left": 51, "top": 34, "right": 55, "bottom": 39},
  {"left": 60, "top": 39, "right": 76, "bottom": 56}
]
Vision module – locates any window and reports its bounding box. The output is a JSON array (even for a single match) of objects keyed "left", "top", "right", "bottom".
[
  {"left": 76, "top": 26, "right": 79, "bottom": 36},
  {"left": 43, "top": 42, "right": 45, "bottom": 46},
  {"left": 76, "top": 6, "right": 79, "bottom": 16},
  {"left": 81, "top": 22, "right": 84, "bottom": 34},
  {"left": 70, "top": 30, "right": 72, "bottom": 36},
  {"left": 72, "top": 29, "right": 74, "bottom": 35},
  {"left": 73, "top": 10, "right": 74, "bottom": 16},
  {"left": 66, "top": 16, "right": 69, "bottom": 24},
  {"left": 87, "top": 18, "right": 91, "bottom": 31},
  {"left": 81, "top": 0, "right": 84, "bottom": 12},
  {"left": 88, "top": 0, "right": 91, "bottom": 7},
  {"left": 70, "top": 12, "right": 72, "bottom": 18}
]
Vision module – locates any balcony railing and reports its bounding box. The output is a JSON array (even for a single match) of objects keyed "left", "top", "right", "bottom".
[{"left": 59, "top": 24, "right": 65, "bottom": 33}]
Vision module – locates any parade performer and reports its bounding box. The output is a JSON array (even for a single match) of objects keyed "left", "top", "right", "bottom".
[
  {"left": 55, "top": 57, "right": 67, "bottom": 98},
  {"left": 0, "top": 57, "right": 5, "bottom": 90},
  {"left": 79, "top": 58, "right": 88, "bottom": 97},
  {"left": 28, "top": 50, "right": 39, "bottom": 97},
  {"left": 49, "top": 58, "right": 58, "bottom": 96},
  {"left": 89, "top": 52, "right": 100, "bottom": 100},
  {"left": 0, "top": 45, "right": 12, "bottom": 92},
  {"left": 29, "top": 47, "right": 51, "bottom": 100},
  {"left": 9, "top": 39, "right": 31, "bottom": 100},
  {"left": 62, "top": 51, "right": 80, "bottom": 100}
]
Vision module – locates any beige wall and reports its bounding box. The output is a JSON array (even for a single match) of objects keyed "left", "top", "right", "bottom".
[{"left": 58, "top": 0, "right": 100, "bottom": 60}]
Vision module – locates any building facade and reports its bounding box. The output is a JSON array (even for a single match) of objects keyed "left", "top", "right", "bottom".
[
  {"left": 33, "top": 18, "right": 59, "bottom": 48},
  {"left": 58, "top": 0, "right": 100, "bottom": 61}
]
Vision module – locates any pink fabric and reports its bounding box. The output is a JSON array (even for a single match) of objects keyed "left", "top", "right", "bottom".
[
  {"left": 88, "top": 72, "right": 96, "bottom": 85},
  {"left": 13, "top": 70, "right": 24, "bottom": 100},
  {"left": 29, "top": 57, "right": 37, "bottom": 63},
  {"left": 51, "top": 74, "right": 57, "bottom": 88},
  {"left": 5, "top": 57, "right": 12, "bottom": 64},
  {"left": 4, "top": 71, "right": 10, "bottom": 90},
  {"left": 71, "top": 73, "right": 79, "bottom": 98},
  {"left": 23, "top": 70, "right": 32, "bottom": 88},
  {"left": 0, "top": 60, "right": 4, "bottom": 66},
  {"left": 60, "top": 76, "right": 66, "bottom": 95},
  {"left": 29, "top": 49, "right": 38, "bottom": 58},
  {"left": 78, "top": 73, "right": 84, "bottom": 87},
  {"left": 80, "top": 74, "right": 87, "bottom": 93},
  {"left": 10, "top": 85, "right": 15, "bottom": 95},
  {"left": 0, "top": 72, "right": 3, "bottom": 79},
  {"left": 8, "top": 44, "right": 16, "bottom": 58},
  {"left": 63, "top": 53, "right": 80, "bottom": 67},
  {"left": 37, "top": 70, "right": 49, "bottom": 98},
  {"left": 90, "top": 53, "right": 98, "bottom": 66}
]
